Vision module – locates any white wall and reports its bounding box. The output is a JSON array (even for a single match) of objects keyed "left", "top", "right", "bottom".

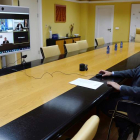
[
  {"left": 19, "top": 0, "right": 42, "bottom": 62},
  {"left": 0, "top": 0, "right": 42, "bottom": 67},
  {"left": 129, "top": 4, "right": 140, "bottom": 41},
  {"left": 0, "top": 32, "right": 13, "bottom": 44},
  {"left": 0, "top": 0, "right": 15, "bottom": 67}
]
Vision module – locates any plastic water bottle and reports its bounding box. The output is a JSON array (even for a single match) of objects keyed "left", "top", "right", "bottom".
[
  {"left": 120, "top": 41, "right": 123, "bottom": 48},
  {"left": 106, "top": 46, "right": 110, "bottom": 54},
  {"left": 115, "top": 43, "right": 117, "bottom": 51}
]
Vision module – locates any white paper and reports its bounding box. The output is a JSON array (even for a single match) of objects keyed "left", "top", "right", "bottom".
[{"left": 69, "top": 78, "right": 103, "bottom": 90}]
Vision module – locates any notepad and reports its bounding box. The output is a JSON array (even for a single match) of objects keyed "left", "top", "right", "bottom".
[{"left": 69, "top": 78, "right": 103, "bottom": 90}]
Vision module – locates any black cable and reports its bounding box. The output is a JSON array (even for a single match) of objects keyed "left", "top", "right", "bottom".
[
  {"left": 23, "top": 69, "right": 94, "bottom": 80},
  {"left": 52, "top": 71, "right": 94, "bottom": 78},
  {"left": 3, "top": 58, "right": 95, "bottom": 79},
  {"left": 23, "top": 69, "right": 53, "bottom": 79},
  {"left": 22, "top": 61, "right": 53, "bottom": 79}
]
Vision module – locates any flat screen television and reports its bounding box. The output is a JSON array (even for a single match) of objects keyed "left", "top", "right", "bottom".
[{"left": 0, "top": 5, "right": 30, "bottom": 56}]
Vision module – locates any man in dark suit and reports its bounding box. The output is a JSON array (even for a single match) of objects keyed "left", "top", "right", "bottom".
[
  {"left": 3, "top": 37, "right": 9, "bottom": 44},
  {"left": 99, "top": 67, "right": 140, "bottom": 140},
  {"left": 16, "top": 22, "right": 23, "bottom": 30}
]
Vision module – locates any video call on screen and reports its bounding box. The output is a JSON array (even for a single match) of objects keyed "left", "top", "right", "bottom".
[{"left": 0, "top": 13, "right": 30, "bottom": 55}]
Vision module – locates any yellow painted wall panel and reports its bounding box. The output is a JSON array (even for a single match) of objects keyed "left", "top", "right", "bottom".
[
  {"left": 113, "top": 3, "right": 131, "bottom": 42},
  {"left": 82, "top": 2, "right": 140, "bottom": 47},
  {"left": 13, "top": 0, "right": 18, "bottom": 6},
  {"left": 42, "top": 1, "right": 140, "bottom": 47},
  {"left": 80, "top": 4, "right": 88, "bottom": 40},
  {"left": 42, "top": 0, "right": 80, "bottom": 47}
]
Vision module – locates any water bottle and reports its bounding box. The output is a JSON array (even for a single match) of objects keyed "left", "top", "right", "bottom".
[
  {"left": 120, "top": 41, "right": 123, "bottom": 48},
  {"left": 115, "top": 43, "right": 117, "bottom": 51},
  {"left": 106, "top": 46, "right": 110, "bottom": 54}
]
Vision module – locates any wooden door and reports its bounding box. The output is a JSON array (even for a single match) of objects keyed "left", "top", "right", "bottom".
[{"left": 95, "top": 6, "right": 114, "bottom": 44}]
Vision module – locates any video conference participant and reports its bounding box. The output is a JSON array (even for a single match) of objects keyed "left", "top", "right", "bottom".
[
  {"left": 3, "top": 37, "right": 9, "bottom": 44},
  {"left": 16, "top": 22, "right": 23, "bottom": 30},
  {"left": 99, "top": 68, "right": 140, "bottom": 140},
  {"left": 24, "top": 19, "right": 28, "bottom": 28},
  {"left": 1, "top": 22, "right": 5, "bottom": 31}
]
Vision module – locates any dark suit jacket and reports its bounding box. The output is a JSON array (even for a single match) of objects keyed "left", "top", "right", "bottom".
[
  {"left": 114, "top": 66, "right": 140, "bottom": 124},
  {"left": 16, "top": 24, "right": 23, "bottom": 29},
  {"left": 3, "top": 40, "right": 9, "bottom": 44}
]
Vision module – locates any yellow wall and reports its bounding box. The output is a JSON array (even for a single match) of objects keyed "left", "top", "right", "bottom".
[
  {"left": 42, "top": 1, "right": 140, "bottom": 47},
  {"left": 80, "top": 4, "right": 88, "bottom": 40},
  {"left": 86, "top": 3, "right": 131, "bottom": 47},
  {"left": 83, "top": 2, "right": 140, "bottom": 47},
  {"left": 42, "top": 0, "right": 80, "bottom": 47},
  {"left": 13, "top": 0, "right": 18, "bottom": 6}
]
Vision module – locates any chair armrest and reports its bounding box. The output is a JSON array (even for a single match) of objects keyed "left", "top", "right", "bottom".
[
  {"left": 118, "top": 100, "right": 140, "bottom": 106},
  {"left": 40, "top": 47, "right": 45, "bottom": 59},
  {"left": 110, "top": 100, "right": 140, "bottom": 120}
]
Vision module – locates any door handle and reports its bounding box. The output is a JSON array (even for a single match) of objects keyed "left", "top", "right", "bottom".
[{"left": 108, "top": 29, "right": 111, "bottom": 32}]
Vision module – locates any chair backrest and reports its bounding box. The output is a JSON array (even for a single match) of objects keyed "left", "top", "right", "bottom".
[
  {"left": 95, "top": 37, "right": 105, "bottom": 46},
  {"left": 76, "top": 40, "right": 88, "bottom": 50},
  {"left": 65, "top": 43, "right": 79, "bottom": 53},
  {"left": 40, "top": 45, "right": 60, "bottom": 59},
  {"left": 135, "top": 28, "right": 140, "bottom": 43},
  {"left": 72, "top": 115, "right": 100, "bottom": 140}
]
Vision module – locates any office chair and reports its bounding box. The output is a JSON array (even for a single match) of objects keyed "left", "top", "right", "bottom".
[
  {"left": 40, "top": 45, "right": 61, "bottom": 59},
  {"left": 95, "top": 37, "right": 105, "bottom": 46},
  {"left": 71, "top": 115, "right": 100, "bottom": 140},
  {"left": 65, "top": 43, "right": 79, "bottom": 53},
  {"left": 76, "top": 40, "right": 89, "bottom": 50},
  {"left": 107, "top": 100, "right": 140, "bottom": 140},
  {"left": 135, "top": 28, "right": 140, "bottom": 43}
]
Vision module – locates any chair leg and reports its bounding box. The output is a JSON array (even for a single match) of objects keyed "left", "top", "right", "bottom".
[
  {"left": 118, "top": 125, "right": 133, "bottom": 140},
  {"left": 133, "top": 125, "right": 139, "bottom": 140}
]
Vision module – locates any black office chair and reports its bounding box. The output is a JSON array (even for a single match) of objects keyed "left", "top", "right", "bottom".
[{"left": 107, "top": 100, "right": 140, "bottom": 140}]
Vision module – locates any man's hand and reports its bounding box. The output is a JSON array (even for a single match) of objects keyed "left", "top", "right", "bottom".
[
  {"left": 99, "top": 70, "right": 112, "bottom": 77},
  {"left": 107, "top": 81, "right": 121, "bottom": 91}
]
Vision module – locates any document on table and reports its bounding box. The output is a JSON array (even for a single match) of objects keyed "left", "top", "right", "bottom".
[{"left": 69, "top": 78, "right": 103, "bottom": 90}]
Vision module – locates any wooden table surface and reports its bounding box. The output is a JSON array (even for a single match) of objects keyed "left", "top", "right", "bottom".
[{"left": 0, "top": 42, "right": 140, "bottom": 127}]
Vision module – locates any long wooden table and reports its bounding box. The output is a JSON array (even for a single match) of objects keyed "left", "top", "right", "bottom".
[{"left": 0, "top": 42, "right": 140, "bottom": 140}]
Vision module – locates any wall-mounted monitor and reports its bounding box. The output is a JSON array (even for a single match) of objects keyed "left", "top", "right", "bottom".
[{"left": 0, "top": 5, "right": 30, "bottom": 56}]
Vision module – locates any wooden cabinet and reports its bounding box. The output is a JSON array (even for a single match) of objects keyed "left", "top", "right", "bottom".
[
  {"left": 56, "top": 40, "right": 65, "bottom": 54},
  {"left": 46, "top": 36, "right": 80, "bottom": 54},
  {"left": 73, "top": 37, "right": 80, "bottom": 43},
  {"left": 65, "top": 39, "right": 73, "bottom": 44}
]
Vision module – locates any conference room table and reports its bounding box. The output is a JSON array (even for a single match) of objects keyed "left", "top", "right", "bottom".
[{"left": 0, "top": 42, "right": 140, "bottom": 140}]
